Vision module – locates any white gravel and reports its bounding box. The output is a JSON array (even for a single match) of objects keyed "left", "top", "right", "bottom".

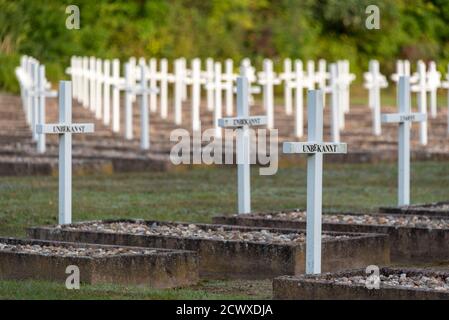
[
  {"left": 63, "top": 221, "right": 352, "bottom": 244},
  {"left": 256, "top": 211, "right": 449, "bottom": 229},
  {"left": 332, "top": 273, "right": 449, "bottom": 291},
  {"left": 0, "top": 243, "right": 157, "bottom": 257}
]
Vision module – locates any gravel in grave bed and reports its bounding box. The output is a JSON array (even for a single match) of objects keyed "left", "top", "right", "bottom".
[
  {"left": 0, "top": 243, "right": 157, "bottom": 258},
  {"left": 412, "top": 204, "right": 449, "bottom": 211},
  {"left": 61, "top": 221, "right": 351, "bottom": 244},
  {"left": 327, "top": 272, "right": 449, "bottom": 291},
  {"left": 253, "top": 210, "right": 449, "bottom": 229}
]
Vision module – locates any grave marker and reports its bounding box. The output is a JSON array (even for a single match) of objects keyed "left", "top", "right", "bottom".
[
  {"left": 89, "top": 57, "right": 96, "bottom": 113},
  {"left": 82, "top": 57, "right": 89, "bottom": 108},
  {"left": 149, "top": 58, "right": 158, "bottom": 113},
  {"left": 427, "top": 61, "right": 441, "bottom": 119},
  {"left": 111, "top": 59, "right": 121, "bottom": 133},
  {"left": 316, "top": 59, "right": 328, "bottom": 105},
  {"left": 95, "top": 58, "right": 103, "bottom": 119},
  {"left": 224, "top": 59, "right": 235, "bottom": 116},
  {"left": 364, "top": 60, "right": 388, "bottom": 135},
  {"left": 327, "top": 63, "right": 341, "bottom": 142},
  {"left": 213, "top": 62, "right": 223, "bottom": 137},
  {"left": 190, "top": 58, "right": 202, "bottom": 131},
  {"left": 258, "top": 59, "right": 281, "bottom": 129},
  {"left": 382, "top": 76, "right": 426, "bottom": 206},
  {"left": 159, "top": 58, "right": 169, "bottom": 119},
  {"left": 411, "top": 61, "right": 428, "bottom": 145},
  {"left": 306, "top": 60, "right": 315, "bottom": 90},
  {"left": 283, "top": 89, "right": 347, "bottom": 274},
  {"left": 103, "top": 59, "right": 111, "bottom": 125},
  {"left": 35, "top": 65, "right": 57, "bottom": 153},
  {"left": 294, "top": 60, "right": 304, "bottom": 138},
  {"left": 240, "top": 59, "right": 261, "bottom": 106},
  {"left": 441, "top": 63, "right": 449, "bottom": 133},
  {"left": 218, "top": 76, "right": 267, "bottom": 214},
  {"left": 122, "top": 62, "right": 158, "bottom": 147},
  {"left": 36, "top": 81, "right": 94, "bottom": 224},
  {"left": 205, "top": 58, "right": 215, "bottom": 111},
  {"left": 280, "top": 58, "right": 294, "bottom": 115},
  {"left": 174, "top": 59, "right": 184, "bottom": 125}
]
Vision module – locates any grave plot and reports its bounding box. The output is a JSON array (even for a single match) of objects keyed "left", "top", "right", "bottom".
[
  {"left": 213, "top": 211, "right": 449, "bottom": 263},
  {"left": 273, "top": 267, "right": 449, "bottom": 300},
  {"left": 0, "top": 237, "right": 198, "bottom": 288},
  {"left": 27, "top": 220, "right": 389, "bottom": 279},
  {"left": 380, "top": 201, "right": 449, "bottom": 217}
]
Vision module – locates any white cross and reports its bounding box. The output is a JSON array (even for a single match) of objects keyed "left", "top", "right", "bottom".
[
  {"left": 173, "top": 59, "right": 185, "bottom": 125},
  {"left": 293, "top": 60, "right": 305, "bottom": 138},
  {"left": 149, "top": 58, "right": 158, "bottom": 113},
  {"left": 382, "top": 76, "right": 426, "bottom": 206},
  {"left": 122, "top": 62, "right": 158, "bottom": 147},
  {"left": 204, "top": 58, "right": 215, "bottom": 111},
  {"left": 337, "top": 60, "right": 355, "bottom": 119},
  {"left": 204, "top": 62, "right": 229, "bottom": 137},
  {"left": 283, "top": 89, "right": 347, "bottom": 274},
  {"left": 81, "top": 57, "right": 89, "bottom": 108},
  {"left": 427, "top": 61, "right": 441, "bottom": 119},
  {"left": 213, "top": 62, "right": 224, "bottom": 137},
  {"left": 16, "top": 59, "right": 57, "bottom": 152},
  {"left": 411, "top": 61, "right": 428, "bottom": 145},
  {"left": 316, "top": 59, "right": 328, "bottom": 105},
  {"left": 36, "top": 81, "right": 94, "bottom": 224},
  {"left": 102, "top": 59, "right": 112, "bottom": 126},
  {"left": 258, "top": 59, "right": 281, "bottom": 129},
  {"left": 279, "top": 58, "right": 294, "bottom": 115},
  {"left": 88, "top": 57, "right": 96, "bottom": 113},
  {"left": 391, "top": 60, "right": 415, "bottom": 83},
  {"left": 159, "top": 58, "right": 169, "bottom": 119},
  {"left": 188, "top": 58, "right": 202, "bottom": 131},
  {"left": 306, "top": 60, "right": 316, "bottom": 90},
  {"left": 324, "top": 63, "right": 341, "bottom": 142},
  {"left": 223, "top": 59, "right": 236, "bottom": 116},
  {"left": 94, "top": 58, "right": 103, "bottom": 120},
  {"left": 364, "top": 60, "right": 388, "bottom": 135},
  {"left": 441, "top": 63, "right": 449, "bottom": 134},
  {"left": 179, "top": 58, "right": 188, "bottom": 102},
  {"left": 111, "top": 59, "right": 121, "bottom": 133},
  {"left": 240, "top": 59, "right": 261, "bottom": 106},
  {"left": 218, "top": 76, "right": 267, "bottom": 214}
]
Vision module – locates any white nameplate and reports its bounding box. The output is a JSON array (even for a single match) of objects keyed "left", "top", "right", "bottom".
[
  {"left": 283, "top": 142, "right": 347, "bottom": 154},
  {"left": 36, "top": 123, "right": 95, "bottom": 134},
  {"left": 218, "top": 116, "right": 267, "bottom": 128},
  {"left": 381, "top": 113, "right": 426, "bottom": 123}
]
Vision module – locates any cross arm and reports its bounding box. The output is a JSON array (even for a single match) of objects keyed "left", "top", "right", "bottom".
[
  {"left": 381, "top": 113, "right": 426, "bottom": 123},
  {"left": 218, "top": 116, "right": 267, "bottom": 128},
  {"left": 283, "top": 142, "right": 347, "bottom": 154},
  {"left": 36, "top": 123, "right": 95, "bottom": 134}
]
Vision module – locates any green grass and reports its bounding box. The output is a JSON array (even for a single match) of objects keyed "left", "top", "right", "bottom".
[{"left": 1, "top": 161, "right": 449, "bottom": 299}]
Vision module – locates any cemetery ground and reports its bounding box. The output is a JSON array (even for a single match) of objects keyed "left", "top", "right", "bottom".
[{"left": 1, "top": 161, "right": 449, "bottom": 299}]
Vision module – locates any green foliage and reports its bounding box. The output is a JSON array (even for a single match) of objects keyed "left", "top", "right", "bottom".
[{"left": 1, "top": 0, "right": 449, "bottom": 92}]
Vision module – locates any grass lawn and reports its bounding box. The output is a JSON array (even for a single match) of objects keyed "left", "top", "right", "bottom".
[{"left": 1, "top": 161, "right": 449, "bottom": 299}]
